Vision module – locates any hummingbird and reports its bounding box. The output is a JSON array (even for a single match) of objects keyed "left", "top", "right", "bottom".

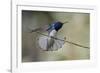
[
  {"left": 30, "top": 21, "right": 68, "bottom": 51},
  {"left": 42, "top": 21, "right": 68, "bottom": 51},
  {"left": 45, "top": 21, "right": 64, "bottom": 51},
  {"left": 30, "top": 21, "right": 89, "bottom": 51}
]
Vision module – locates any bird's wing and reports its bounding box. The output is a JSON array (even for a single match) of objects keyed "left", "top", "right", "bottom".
[
  {"left": 38, "top": 35, "right": 65, "bottom": 51},
  {"left": 28, "top": 24, "right": 49, "bottom": 33},
  {"left": 37, "top": 31, "right": 66, "bottom": 51}
]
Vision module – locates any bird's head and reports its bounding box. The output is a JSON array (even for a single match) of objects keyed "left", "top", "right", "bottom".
[{"left": 53, "top": 21, "right": 68, "bottom": 31}]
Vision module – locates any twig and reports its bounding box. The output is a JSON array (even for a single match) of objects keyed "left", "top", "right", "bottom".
[{"left": 32, "top": 31, "right": 90, "bottom": 49}]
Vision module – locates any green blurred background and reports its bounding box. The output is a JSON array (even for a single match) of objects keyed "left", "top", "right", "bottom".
[{"left": 22, "top": 10, "right": 90, "bottom": 62}]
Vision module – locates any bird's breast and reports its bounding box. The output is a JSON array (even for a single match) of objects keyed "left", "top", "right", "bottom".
[{"left": 49, "top": 30, "right": 57, "bottom": 37}]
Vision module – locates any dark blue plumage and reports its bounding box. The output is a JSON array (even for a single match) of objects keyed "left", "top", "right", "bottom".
[
  {"left": 54, "top": 21, "right": 63, "bottom": 31},
  {"left": 47, "top": 21, "right": 63, "bottom": 32}
]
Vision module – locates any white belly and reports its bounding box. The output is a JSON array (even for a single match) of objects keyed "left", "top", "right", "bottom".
[{"left": 49, "top": 30, "right": 57, "bottom": 37}]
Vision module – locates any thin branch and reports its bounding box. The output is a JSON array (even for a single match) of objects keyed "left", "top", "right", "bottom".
[{"left": 32, "top": 31, "right": 90, "bottom": 49}]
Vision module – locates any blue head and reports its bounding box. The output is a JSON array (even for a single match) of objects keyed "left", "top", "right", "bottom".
[
  {"left": 53, "top": 21, "right": 63, "bottom": 31},
  {"left": 47, "top": 21, "right": 64, "bottom": 32}
]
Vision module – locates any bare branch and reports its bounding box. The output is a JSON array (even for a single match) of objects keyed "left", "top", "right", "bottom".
[{"left": 32, "top": 31, "right": 90, "bottom": 49}]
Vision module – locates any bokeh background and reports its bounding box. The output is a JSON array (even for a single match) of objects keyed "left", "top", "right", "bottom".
[{"left": 22, "top": 10, "right": 90, "bottom": 62}]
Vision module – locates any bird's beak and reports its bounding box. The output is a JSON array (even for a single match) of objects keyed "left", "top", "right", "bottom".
[{"left": 63, "top": 21, "right": 69, "bottom": 24}]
